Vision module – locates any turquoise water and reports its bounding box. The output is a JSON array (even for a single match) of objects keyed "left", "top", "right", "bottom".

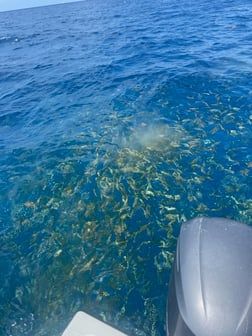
[{"left": 0, "top": 0, "right": 251, "bottom": 335}]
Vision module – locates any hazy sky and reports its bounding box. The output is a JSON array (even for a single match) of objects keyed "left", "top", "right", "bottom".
[{"left": 0, "top": 0, "right": 80, "bottom": 12}]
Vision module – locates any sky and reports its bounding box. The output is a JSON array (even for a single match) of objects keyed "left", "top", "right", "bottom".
[{"left": 0, "top": 0, "right": 80, "bottom": 12}]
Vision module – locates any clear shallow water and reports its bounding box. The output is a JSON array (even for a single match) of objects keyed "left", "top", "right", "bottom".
[{"left": 0, "top": 0, "right": 251, "bottom": 335}]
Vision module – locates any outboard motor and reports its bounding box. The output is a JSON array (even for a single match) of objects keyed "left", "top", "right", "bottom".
[
  {"left": 167, "top": 217, "right": 252, "bottom": 336},
  {"left": 62, "top": 217, "right": 252, "bottom": 336}
]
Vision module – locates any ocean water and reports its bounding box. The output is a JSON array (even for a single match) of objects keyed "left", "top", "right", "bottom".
[{"left": 0, "top": 0, "right": 251, "bottom": 335}]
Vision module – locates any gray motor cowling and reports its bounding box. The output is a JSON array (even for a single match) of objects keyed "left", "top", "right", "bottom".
[{"left": 167, "top": 217, "right": 252, "bottom": 336}]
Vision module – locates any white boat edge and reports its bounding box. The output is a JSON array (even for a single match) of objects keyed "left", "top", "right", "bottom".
[{"left": 62, "top": 311, "right": 128, "bottom": 336}]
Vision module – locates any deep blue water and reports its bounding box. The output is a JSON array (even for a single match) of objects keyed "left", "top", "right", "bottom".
[{"left": 0, "top": 0, "right": 251, "bottom": 335}]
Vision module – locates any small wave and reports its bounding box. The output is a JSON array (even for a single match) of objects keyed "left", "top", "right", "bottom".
[{"left": 0, "top": 36, "right": 20, "bottom": 44}]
